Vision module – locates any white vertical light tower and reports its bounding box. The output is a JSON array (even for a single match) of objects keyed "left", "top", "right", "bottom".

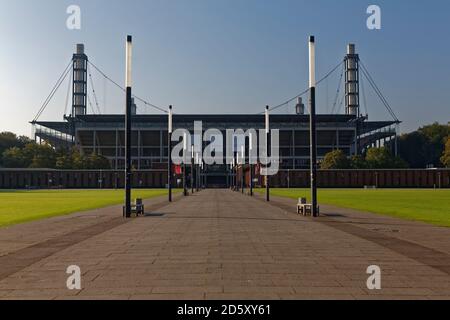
[
  {"left": 309, "top": 36, "right": 318, "bottom": 218},
  {"left": 124, "top": 35, "right": 133, "bottom": 218},
  {"left": 72, "top": 44, "right": 88, "bottom": 117},
  {"left": 168, "top": 106, "right": 173, "bottom": 202}
]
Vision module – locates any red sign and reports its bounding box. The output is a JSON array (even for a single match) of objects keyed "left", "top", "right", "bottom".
[{"left": 174, "top": 165, "right": 182, "bottom": 175}]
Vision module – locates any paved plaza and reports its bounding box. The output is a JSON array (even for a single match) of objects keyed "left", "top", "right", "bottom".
[{"left": 0, "top": 189, "right": 449, "bottom": 300}]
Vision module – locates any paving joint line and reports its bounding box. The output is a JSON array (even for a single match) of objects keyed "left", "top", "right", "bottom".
[
  {"left": 0, "top": 195, "right": 182, "bottom": 281},
  {"left": 250, "top": 192, "right": 450, "bottom": 276}
]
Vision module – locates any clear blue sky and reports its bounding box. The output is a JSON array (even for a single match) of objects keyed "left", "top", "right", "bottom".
[{"left": 0, "top": 0, "right": 449, "bottom": 136}]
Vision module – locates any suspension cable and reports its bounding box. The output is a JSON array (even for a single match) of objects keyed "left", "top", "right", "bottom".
[
  {"left": 87, "top": 64, "right": 101, "bottom": 115},
  {"left": 331, "top": 63, "right": 345, "bottom": 114},
  {"left": 260, "top": 60, "right": 344, "bottom": 114},
  {"left": 360, "top": 72, "right": 369, "bottom": 116},
  {"left": 359, "top": 60, "right": 399, "bottom": 122},
  {"left": 64, "top": 71, "right": 73, "bottom": 116},
  {"left": 33, "top": 60, "right": 73, "bottom": 122},
  {"left": 87, "top": 60, "right": 168, "bottom": 114},
  {"left": 87, "top": 92, "right": 96, "bottom": 115}
]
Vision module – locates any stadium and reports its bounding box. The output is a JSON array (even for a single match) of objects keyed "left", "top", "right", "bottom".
[{"left": 29, "top": 43, "right": 400, "bottom": 188}]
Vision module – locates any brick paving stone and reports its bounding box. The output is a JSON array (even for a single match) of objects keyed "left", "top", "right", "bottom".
[{"left": 0, "top": 190, "right": 448, "bottom": 300}]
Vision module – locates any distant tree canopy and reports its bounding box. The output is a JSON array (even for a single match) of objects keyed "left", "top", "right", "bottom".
[
  {"left": 365, "top": 147, "right": 408, "bottom": 169},
  {"left": 321, "top": 147, "right": 408, "bottom": 170},
  {"left": 0, "top": 132, "right": 110, "bottom": 170},
  {"left": 441, "top": 137, "right": 450, "bottom": 168},
  {"left": 320, "top": 150, "right": 350, "bottom": 170},
  {"left": 398, "top": 122, "right": 449, "bottom": 168},
  {"left": 0, "top": 132, "right": 33, "bottom": 158}
]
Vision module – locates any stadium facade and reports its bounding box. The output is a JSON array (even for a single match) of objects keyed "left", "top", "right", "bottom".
[{"left": 31, "top": 43, "right": 399, "bottom": 187}]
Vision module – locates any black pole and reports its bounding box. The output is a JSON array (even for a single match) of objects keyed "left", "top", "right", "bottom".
[
  {"left": 309, "top": 36, "right": 318, "bottom": 218},
  {"left": 266, "top": 132, "right": 270, "bottom": 202},
  {"left": 196, "top": 161, "right": 200, "bottom": 192},
  {"left": 250, "top": 163, "right": 253, "bottom": 196},
  {"left": 232, "top": 154, "right": 236, "bottom": 191},
  {"left": 168, "top": 106, "right": 173, "bottom": 202},
  {"left": 191, "top": 149, "right": 194, "bottom": 194},
  {"left": 241, "top": 164, "right": 245, "bottom": 194},
  {"left": 230, "top": 165, "right": 233, "bottom": 190},
  {"left": 124, "top": 36, "right": 133, "bottom": 218},
  {"left": 310, "top": 87, "right": 318, "bottom": 217},
  {"left": 231, "top": 166, "right": 233, "bottom": 190},
  {"left": 183, "top": 162, "right": 187, "bottom": 196},
  {"left": 125, "top": 89, "right": 132, "bottom": 217},
  {"left": 235, "top": 153, "right": 238, "bottom": 191},
  {"left": 266, "top": 106, "right": 270, "bottom": 202}
]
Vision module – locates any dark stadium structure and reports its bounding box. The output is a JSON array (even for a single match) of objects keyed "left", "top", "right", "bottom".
[{"left": 30, "top": 43, "right": 400, "bottom": 188}]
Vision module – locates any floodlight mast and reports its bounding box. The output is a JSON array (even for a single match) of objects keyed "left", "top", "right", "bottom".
[
  {"left": 124, "top": 35, "right": 133, "bottom": 218},
  {"left": 309, "top": 36, "right": 318, "bottom": 218}
]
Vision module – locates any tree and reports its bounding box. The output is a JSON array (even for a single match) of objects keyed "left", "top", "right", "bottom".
[
  {"left": 365, "top": 147, "right": 407, "bottom": 169},
  {"left": 1, "top": 131, "right": 113, "bottom": 170},
  {"left": 350, "top": 155, "right": 367, "bottom": 169},
  {"left": 321, "top": 150, "right": 350, "bottom": 169},
  {"left": 398, "top": 132, "right": 428, "bottom": 168},
  {"left": 55, "top": 154, "right": 73, "bottom": 169},
  {"left": 1, "top": 147, "right": 28, "bottom": 168},
  {"left": 70, "top": 148, "right": 86, "bottom": 169},
  {"left": 55, "top": 149, "right": 111, "bottom": 170},
  {"left": 0, "top": 132, "right": 33, "bottom": 168},
  {"left": 27, "top": 144, "right": 57, "bottom": 168},
  {"left": 418, "top": 122, "right": 449, "bottom": 145},
  {"left": 1, "top": 143, "right": 57, "bottom": 169},
  {"left": 418, "top": 122, "right": 449, "bottom": 167},
  {"left": 441, "top": 137, "right": 450, "bottom": 168},
  {"left": 398, "top": 123, "right": 449, "bottom": 168},
  {"left": 85, "top": 153, "right": 111, "bottom": 169}
]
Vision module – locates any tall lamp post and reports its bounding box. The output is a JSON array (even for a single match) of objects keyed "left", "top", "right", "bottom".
[
  {"left": 234, "top": 158, "right": 237, "bottom": 191},
  {"left": 265, "top": 106, "right": 270, "bottom": 202},
  {"left": 249, "top": 132, "right": 254, "bottom": 197},
  {"left": 191, "top": 144, "right": 194, "bottom": 194},
  {"left": 200, "top": 160, "right": 204, "bottom": 189},
  {"left": 124, "top": 35, "right": 133, "bottom": 218},
  {"left": 236, "top": 152, "right": 240, "bottom": 192},
  {"left": 183, "top": 132, "right": 188, "bottom": 196},
  {"left": 309, "top": 36, "right": 318, "bottom": 217},
  {"left": 168, "top": 106, "right": 173, "bottom": 202},
  {"left": 230, "top": 160, "right": 234, "bottom": 190},
  {"left": 241, "top": 145, "right": 245, "bottom": 194},
  {"left": 195, "top": 152, "right": 200, "bottom": 192}
]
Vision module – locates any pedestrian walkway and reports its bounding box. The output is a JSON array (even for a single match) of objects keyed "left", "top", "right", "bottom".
[{"left": 0, "top": 190, "right": 448, "bottom": 300}]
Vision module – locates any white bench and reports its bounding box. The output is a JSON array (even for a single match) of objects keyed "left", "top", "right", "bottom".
[
  {"left": 297, "top": 198, "right": 320, "bottom": 216},
  {"left": 123, "top": 198, "right": 145, "bottom": 217}
]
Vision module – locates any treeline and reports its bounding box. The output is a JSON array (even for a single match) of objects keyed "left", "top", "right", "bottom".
[
  {"left": 0, "top": 132, "right": 111, "bottom": 169},
  {"left": 321, "top": 148, "right": 408, "bottom": 170},
  {"left": 397, "top": 122, "right": 449, "bottom": 168},
  {"left": 321, "top": 122, "right": 449, "bottom": 169}
]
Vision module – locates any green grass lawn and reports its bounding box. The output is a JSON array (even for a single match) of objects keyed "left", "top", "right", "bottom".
[
  {"left": 0, "top": 189, "right": 176, "bottom": 228},
  {"left": 256, "top": 188, "right": 450, "bottom": 227}
]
